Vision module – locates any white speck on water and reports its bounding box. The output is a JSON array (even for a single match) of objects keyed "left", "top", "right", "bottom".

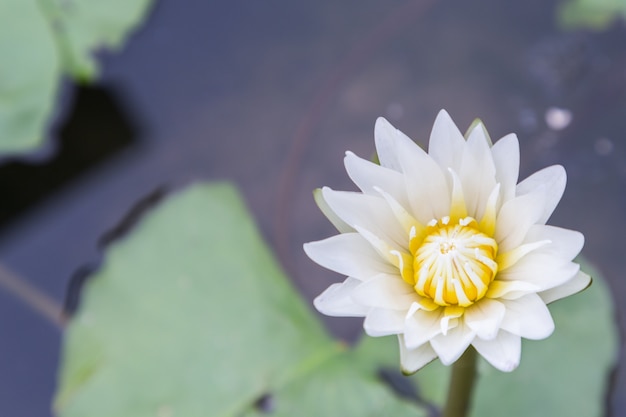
[
  {"left": 594, "top": 137, "right": 614, "bottom": 156},
  {"left": 545, "top": 107, "right": 572, "bottom": 131}
]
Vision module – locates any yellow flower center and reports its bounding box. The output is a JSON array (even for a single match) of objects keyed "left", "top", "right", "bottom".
[{"left": 412, "top": 216, "right": 498, "bottom": 307}]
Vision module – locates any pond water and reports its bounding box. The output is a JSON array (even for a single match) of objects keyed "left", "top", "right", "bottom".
[{"left": 0, "top": 0, "right": 624, "bottom": 415}]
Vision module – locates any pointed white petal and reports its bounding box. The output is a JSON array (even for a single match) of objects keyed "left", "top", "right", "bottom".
[
  {"left": 428, "top": 109, "right": 465, "bottom": 173},
  {"left": 304, "top": 233, "right": 396, "bottom": 280},
  {"left": 313, "top": 188, "right": 353, "bottom": 233},
  {"left": 374, "top": 117, "right": 406, "bottom": 171},
  {"left": 352, "top": 274, "right": 416, "bottom": 310},
  {"left": 322, "top": 187, "right": 407, "bottom": 249},
  {"left": 497, "top": 240, "right": 551, "bottom": 272},
  {"left": 364, "top": 308, "right": 406, "bottom": 336},
  {"left": 516, "top": 165, "right": 566, "bottom": 224},
  {"left": 464, "top": 299, "right": 506, "bottom": 340},
  {"left": 404, "top": 308, "right": 444, "bottom": 349},
  {"left": 430, "top": 321, "right": 476, "bottom": 365},
  {"left": 485, "top": 280, "right": 540, "bottom": 300},
  {"left": 374, "top": 186, "right": 425, "bottom": 237},
  {"left": 395, "top": 131, "right": 451, "bottom": 223},
  {"left": 472, "top": 330, "right": 521, "bottom": 372},
  {"left": 539, "top": 271, "right": 591, "bottom": 304},
  {"left": 353, "top": 226, "right": 410, "bottom": 271},
  {"left": 458, "top": 123, "right": 497, "bottom": 219},
  {"left": 523, "top": 225, "right": 584, "bottom": 261},
  {"left": 313, "top": 277, "right": 368, "bottom": 317},
  {"left": 398, "top": 336, "right": 438, "bottom": 374},
  {"left": 344, "top": 151, "right": 408, "bottom": 207},
  {"left": 491, "top": 133, "right": 520, "bottom": 204},
  {"left": 499, "top": 293, "right": 555, "bottom": 340},
  {"left": 498, "top": 253, "right": 580, "bottom": 291},
  {"left": 495, "top": 191, "right": 548, "bottom": 253}
]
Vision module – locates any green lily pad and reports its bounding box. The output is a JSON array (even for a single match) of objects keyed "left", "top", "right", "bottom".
[
  {"left": 558, "top": 0, "right": 626, "bottom": 30},
  {"left": 0, "top": 0, "right": 152, "bottom": 154},
  {"left": 0, "top": 0, "right": 60, "bottom": 154},
  {"left": 42, "top": 0, "right": 154, "bottom": 79},
  {"left": 55, "top": 183, "right": 428, "bottom": 417}
]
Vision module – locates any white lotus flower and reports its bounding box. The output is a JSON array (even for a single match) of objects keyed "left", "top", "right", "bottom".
[{"left": 304, "top": 110, "right": 590, "bottom": 373}]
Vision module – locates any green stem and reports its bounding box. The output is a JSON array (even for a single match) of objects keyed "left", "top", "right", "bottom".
[{"left": 442, "top": 347, "right": 478, "bottom": 417}]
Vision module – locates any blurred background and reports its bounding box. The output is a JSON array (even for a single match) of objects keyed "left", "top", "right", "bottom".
[{"left": 0, "top": 0, "right": 624, "bottom": 415}]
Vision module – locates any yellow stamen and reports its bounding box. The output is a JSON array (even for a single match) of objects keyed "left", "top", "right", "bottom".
[{"left": 411, "top": 217, "right": 498, "bottom": 307}]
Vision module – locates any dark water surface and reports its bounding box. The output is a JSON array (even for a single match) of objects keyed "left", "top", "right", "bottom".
[{"left": 1, "top": 0, "right": 625, "bottom": 415}]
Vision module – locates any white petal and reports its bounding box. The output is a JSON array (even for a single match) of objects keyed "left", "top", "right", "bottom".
[
  {"left": 430, "top": 321, "right": 476, "bottom": 365},
  {"left": 499, "top": 293, "right": 555, "bottom": 340},
  {"left": 313, "top": 188, "right": 353, "bottom": 233},
  {"left": 472, "top": 330, "right": 521, "bottom": 372},
  {"left": 322, "top": 187, "right": 407, "bottom": 249},
  {"left": 374, "top": 117, "right": 408, "bottom": 171},
  {"left": 539, "top": 271, "right": 591, "bottom": 304},
  {"left": 464, "top": 299, "right": 506, "bottom": 340},
  {"left": 440, "top": 306, "right": 465, "bottom": 335},
  {"left": 304, "top": 234, "right": 396, "bottom": 280},
  {"left": 497, "top": 240, "right": 551, "bottom": 272},
  {"left": 374, "top": 186, "right": 424, "bottom": 237},
  {"left": 398, "top": 335, "right": 438, "bottom": 374},
  {"left": 404, "top": 308, "right": 444, "bottom": 349},
  {"left": 490, "top": 133, "right": 520, "bottom": 204},
  {"left": 485, "top": 280, "right": 540, "bottom": 300},
  {"left": 516, "top": 165, "right": 566, "bottom": 224},
  {"left": 428, "top": 109, "right": 465, "bottom": 173},
  {"left": 313, "top": 278, "right": 368, "bottom": 317},
  {"left": 344, "top": 151, "right": 408, "bottom": 207},
  {"left": 498, "top": 252, "right": 580, "bottom": 291},
  {"left": 523, "top": 225, "right": 584, "bottom": 261},
  {"left": 355, "top": 225, "right": 408, "bottom": 268},
  {"left": 458, "top": 124, "right": 497, "bottom": 219},
  {"left": 495, "top": 192, "right": 547, "bottom": 252},
  {"left": 395, "top": 130, "right": 451, "bottom": 223},
  {"left": 352, "top": 274, "right": 416, "bottom": 310},
  {"left": 364, "top": 308, "right": 406, "bottom": 336}
]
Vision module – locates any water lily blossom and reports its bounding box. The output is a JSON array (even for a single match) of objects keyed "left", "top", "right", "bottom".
[{"left": 304, "top": 110, "right": 590, "bottom": 373}]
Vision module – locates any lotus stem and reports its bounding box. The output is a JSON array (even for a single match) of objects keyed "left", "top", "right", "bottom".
[{"left": 442, "top": 347, "right": 478, "bottom": 417}]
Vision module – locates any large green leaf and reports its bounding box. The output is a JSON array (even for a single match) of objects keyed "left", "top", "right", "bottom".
[
  {"left": 55, "top": 183, "right": 428, "bottom": 417},
  {"left": 0, "top": 0, "right": 153, "bottom": 154}
]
